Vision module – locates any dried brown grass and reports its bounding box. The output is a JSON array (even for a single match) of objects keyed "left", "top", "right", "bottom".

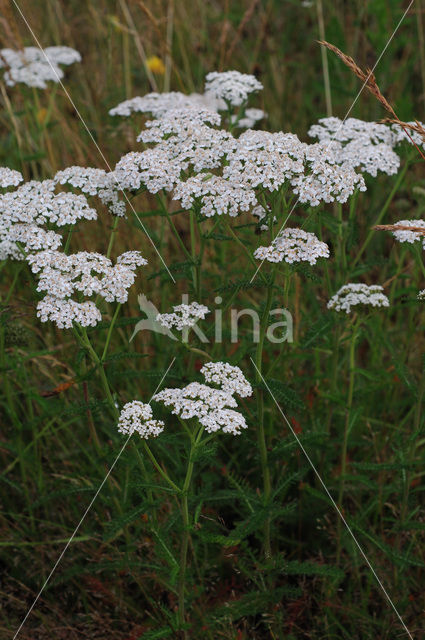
[
  {"left": 374, "top": 224, "right": 425, "bottom": 235},
  {"left": 319, "top": 39, "right": 425, "bottom": 160}
]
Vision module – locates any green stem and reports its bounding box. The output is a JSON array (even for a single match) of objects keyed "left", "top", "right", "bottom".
[
  {"left": 101, "top": 303, "right": 121, "bottom": 362},
  {"left": 189, "top": 209, "right": 200, "bottom": 297},
  {"left": 254, "top": 270, "right": 276, "bottom": 559},
  {"left": 142, "top": 441, "right": 180, "bottom": 493},
  {"left": 415, "top": 244, "right": 425, "bottom": 281},
  {"left": 225, "top": 221, "right": 268, "bottom": 284},
  {"left": 180, "top": 338, "right": 212, "bottom": 361},
  {"left": 63, "top": 227, "right": 74, "bottom": 254},
  {"left": 74, "top": 326, "right": 119, "bottom": 420},
  {"left": 177, "top": 424, "right": 203, "bottom": 634},
  {"left": 317, "top": 0, "right": 332, "bottom": 117},
  {"left": 106, "top": 215, "right": 120, "bottom": 259},
  {"left": 337, "top": 202, "right": 347, "bottom": 279},
  {"left": 4, "top": 263, "right": 23, "bottom": 304},
  {"left": 157, "top": 194, "right": 192, "bottom": 262},
  {"left": 336, "top": 319, "right": 358, "bottom": 564}
]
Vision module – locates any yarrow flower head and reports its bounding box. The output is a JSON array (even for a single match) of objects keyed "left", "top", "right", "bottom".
[
  {"left": 0, "top": 179, "right": 97, "bottom": 227},
  {"left": 390, "top": 121, "right": 425, "bottom": 147},
  {"left": 109, "top": 91, "right": 225, "bottom": 119},
  {"left": 220, "top": 130, "right": 365, "bottom": 209},
  {"left": 114, "top": 108, "right": 236, "bottom": 197},
  {"left": 153, "top": 382, "right": 247, "bottom": 435},
  {"left": 0, "top": 46, "right": 81, "bottom": 88},
  {"left": 118, "top": 401, "right": 165, "bottom": 439},
  {"left": 200, "top": 361, "right": 253, "bottom": 397},
  {"left": 54, "top": 166, "right": 126, "bottom": 217},
  {"left": 290, "top": 143, "right": 366, "bottom": 205},
  {"left": 36, "top": 297, "right": 102, "bottom": 329},
  {"left": 308, "top": 117, "right": 402, "bottom": 177},
  {"left": 0, "top": 179, "right": 96, "bottom": 261},
  {"left": 156, "top": 302, "right": 210, "bottom": 331},
  {"left": 173, "top": 174, "right": 256, "bottom": 218},
  {"left": 27, "top": 249, "right": 147, "bottom": 328},
  {"left": 204, "top": 70, "right": 263, "bottom": 107},
  {"left": 327, "top": 283, "right": 390, "bottom": 314},
  {"left": 390, "top": 219, "right": 425, "bottom": 248},
  {"left": 114, "top": 149, "right": 183, "bottom": 194},
  {"left": 137, "top": 109, "right": 235, "bottom": 174},
  {"left": 0, "top": 167, "right": 23, "bottom": 188},
  {"left": 109, "top": 85, "right": 261, "bottom": 129},
  {"left": 224, "top": 130, "right": 306, "bottom": 192},
  {"left": 0, "top": 224, "right": 62, "bottom": 260},
  {"left": 231, "top": 108, "right": 266, "bottom": 129},
  {"left": 254, "top": 228, "right": 330, "bottom": 265},
  {"left": 138, "top": 107, "right": 221, "bottom": 143},
  {"left": 153, "top": 362, "right": 251, "bottom": 436}
]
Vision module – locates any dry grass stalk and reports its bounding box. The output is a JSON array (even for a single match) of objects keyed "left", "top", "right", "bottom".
[
  {"left": 318, "top": 40, "right": 397, "bottom": 118},
  {"left": 382, "top": 117, "right": 425, "bottom": 144},
  {"left": 374, "top": 224, "right": 425, "bottom": 235},
  {"left": 0, "top": 0, "right": 23, "bottom": 49},
  {"left": 319, "top": 40, "right": 425, "bottom": 162},
  {"left": 225, "top": 0, "right": 260, "bottom": 65}
]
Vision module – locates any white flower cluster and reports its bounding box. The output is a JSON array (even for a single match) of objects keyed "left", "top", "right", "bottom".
[
  {"left": 0, "top": 46, "right": 81, "bottom": 89},
  {"left": 327, "top": 283, "right": 390, "bottom": 314},
  {"left": 153, "top": 384, "right": 244, "bottom": 435},
  {"left": 156, "top": 302, "right": 210, "bottom": 331},
  {"left": 54, "top": 166, "right": 126, "bottom": 217},
  {"left": 309, "top": 117, "right": 425, "bottom": 154},
  {"left": 115, "top": 109, "right": 236, "bottom": 195},
  {"left": 0, "top": 179, "right": 97, "bottom": 226},
  {"left": 118, "top": 401, "right": 165, "bottom": 439},
  {"left": 390, "top": 121, "right": 425, "bottom": 147},
  {"left": 109, "top": 76, "right": 265, "bottom": 123},
  {"left": 200, "top": 361, "right": 253, "bottom": 397},
  {"left": 254, "top": 227, "right": 330, "bottom": 265},
  {"left": 138, "top": 107, "right": 221, "bottom": 142},
  {"left": 204, "top": 70, "right": 263, "bottom": 106},
  {"left": 0, "top": 167, "right": 23, "bottom": 188},
  {"left": 112, "top": 76, "right": 365, "bottom": 217},
  {"left": 153, "top": 361, "right": 251, "bottom": 436},
  {"left": 1, "top": 223, "right": 62, "bottom": 260},
  {"left": 0, "top": 179, "right": 96, "bottom": 261},
  {"left": 231, "top": 108, "right": 266, "bottom": 129},
  {"left": 224, "top": 130, "right": 305, "bottom": 191},
  {"left": 114, "top": 149, "right": 183, "bottom": 194},
  {"left": 173, "top": 174, "right": 257, "bottom": 217},
  {"left": 308, "top": 117, "right": 394, "bottom": 146},
  {"left": 109, "top": 91, "right": 225, "bottom": 118},
  {"left": 137, "top": 108, "right": 235, "bottom": 173},
  {"left": 36, "top": 297, "right": 102, "bottom": 328},
  {"left": 308, "top": 117, "right": 402, "bottom": 177},
  {"left": 291, "top": 142, "right": 366, "bottom": 205},
  {"left": 172, "top": 129, "right": 365, "bottom": 215},
  {"left": 390, "top": 219, "right": 425, "bottom": 247},
  {"left": 418, "top": 289, "right": 425, "bottom": 300},
  {"left": 27, "top": 249, "right": 147, "bottom": 328}
]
